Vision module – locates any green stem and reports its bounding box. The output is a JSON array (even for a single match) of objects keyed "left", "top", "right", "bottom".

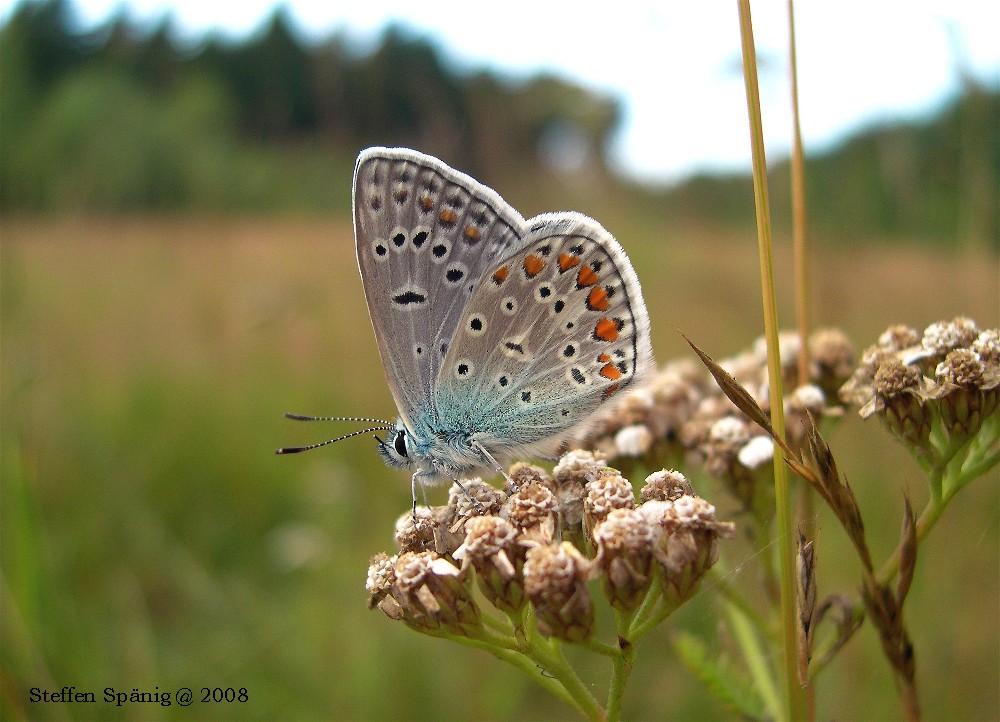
[
  {"left": 528, "top": 637, "right": 606, "bottom": 722},
  {"left": 935, "top": 433, "right": 977, "bottom": 486},
  {"left": 584, "top": 636, "right": 621, "bottom": 658},
  {"left": 448, "top": 634, "right": 582, "bottom": 713},
  {"left": 956, "top": 418, "right": 999, "bottom": 476},
  {"left": 467, "top": 617, "right": 600, "bottom": 716},
  {"left": 881, "top": 422, "right": 1000, "bottom": 584},
  {"left": 626, "top": 574, "right": 663, "bottom": 637},
  {"left": 453, "top": 614, "right": 607, "bottom": 720},
  {"left": 725, "top": 600, "right": 783, "bottom": 720},
  {"left": 481, "top": 611, "right": 514, "bottom": 635},
  {"left": 467, "top": 622, "right": 521, "bottom": 652},
  {"left": 737, "top": 2, "right": 803, "bottom": 714},
  {"left": 961, "top": 443, "right": 1000, "bottom": 480},
  {"left": 606, "top": 637, "right": 636, "bottom": 722},
  {"left": 629, "top": 590, "right": 690, "bottom": 642}
]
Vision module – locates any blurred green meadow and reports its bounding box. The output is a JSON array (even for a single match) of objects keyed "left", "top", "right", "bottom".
[
  {"left": 2, "top": 213, "right": 997, "bottom": 720},
  {"left": 2, "top": 2, "right": 999, "bottom": 719}
]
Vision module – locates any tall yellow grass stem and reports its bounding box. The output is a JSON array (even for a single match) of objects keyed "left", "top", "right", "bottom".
[
  {"left": 737, "top": 2, "right": 805, "bottom": 718},
  {"left": 787, "top": 7, "right": 816, "bottom": 714},
  {"left": 788, "top": 0, "right": 810, "bottom": 388}
]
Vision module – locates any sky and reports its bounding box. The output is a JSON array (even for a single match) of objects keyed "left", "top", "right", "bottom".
[{"left": 4, "top": 0, "right": 998, "bottom": 185}]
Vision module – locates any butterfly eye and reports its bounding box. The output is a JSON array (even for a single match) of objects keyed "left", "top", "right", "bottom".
[{"left": 393, "top": 430, "right": 408, "bottom": 458}]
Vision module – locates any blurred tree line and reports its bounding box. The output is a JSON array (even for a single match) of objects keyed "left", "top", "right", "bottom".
[
  {"left": 1, "top": 0, "right": 996, "bottom": 247},
  {"left": 0, "top": 0, "right": 620, "bottom": 212},
  {"left": 671, "top": 82, "right": 999, "bottom": 249}
]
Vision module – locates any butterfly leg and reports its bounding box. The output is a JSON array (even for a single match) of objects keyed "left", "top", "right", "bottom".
[
  {"left": 471, "top": 441, "right": 515, "bottom": 490},
  {"left": 449, "top": 477, "right": 485, "bottom": 515},
  {"left": 410, "top": 471, "right": 433, "bottom": 521}
]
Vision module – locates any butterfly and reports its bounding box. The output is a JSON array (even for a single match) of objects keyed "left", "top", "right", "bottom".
[{"left": 279, "top": 148, "right": 654, "bottom": 507}]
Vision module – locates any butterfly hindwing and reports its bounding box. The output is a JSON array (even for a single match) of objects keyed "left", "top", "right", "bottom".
[{"left": 436, "top": 212, "right": 654, "bottom": 458}]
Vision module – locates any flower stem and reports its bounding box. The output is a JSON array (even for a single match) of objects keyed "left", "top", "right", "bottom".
[
  {"left": 628, "top": 590, "right": 690, "bottom": 641},
  {"left": 457, "top": 617, "right": 607, "bottom": 720},
  {"left": 585, "top": 637, "right": 621, "bottom": 658},
  {"left": 962, "top": 443, "right": 1000, "bottom": 480},
  {"left": 606, "top": 637, "right": 636, "bottom": 722},
  {"left": 450, "top": 634, "right": 583, "bottom": 713},
  {"left": 880, "top": 423, "right": 1000, "bottom": 584},
  {"left": 529, "top": 637, "right": 606, "bottom": 722},
  {"left": 626, "top": 574, "right": 662, "bottom": 638}
]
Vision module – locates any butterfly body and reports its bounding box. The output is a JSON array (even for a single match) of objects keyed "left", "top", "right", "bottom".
[{"left": 352, "top": 148, "right": 654, "bottom": 492}]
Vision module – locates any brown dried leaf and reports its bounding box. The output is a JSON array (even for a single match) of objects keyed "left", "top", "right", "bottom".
[
  {"left": 683, "top": 334, "right": 783, "bottom": 445},
  {"left": 805, "top": 415, "right": 874, "bottom": 573},
  {"left": 785, "top": 456, "right": 820, "bottom": 488},
  {"left": 796, "top": 530, "right": 817, "bottom": 685},
  {"left": 862, "top": 578, "right": 916, "bottom": 684}
]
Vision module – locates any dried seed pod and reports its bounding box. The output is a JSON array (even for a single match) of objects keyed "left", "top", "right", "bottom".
[{"left": 523, "top": 542, "right": 594, "bottom": 642}]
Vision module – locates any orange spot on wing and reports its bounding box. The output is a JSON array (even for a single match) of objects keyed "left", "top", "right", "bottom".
[
  {"left": 523, "top": 254, "right": 546, "bottom": 277},
  {"left": 439, "top": 208, "right": 457, "bottom": 224},
  {"left": 577, "top": 265, "right": 599, "bottom": 287},
  {"left": 594, "top": 317, "right": 621, "bottom": 342},
  {"left": 587, "top": 286, "right": 610, "bottom": 311},
  {"left": 492, "top": 266, "right": 510, "bottom": 285},
  {"left": 600, "top": 363, "right": 622, "bottom": 380},
  {"left": 602, "top": 383, "right": 620, "bottom": 399},
  {"left": 558, "top": 253, "right": 582, "bottom": 272},
  {"left": 597, "top": 353, "right": 612, "bottom": 363},
  {"left": 420, "top": 195, "right": 433, "bottom": 210},
  {"left": 463, "top": 224, "right": 480, "bottom": 241}
]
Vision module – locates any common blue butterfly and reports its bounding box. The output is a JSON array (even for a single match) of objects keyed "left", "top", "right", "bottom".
[{"left": 280, "top": 148, "right": 654, "bottom": 506}]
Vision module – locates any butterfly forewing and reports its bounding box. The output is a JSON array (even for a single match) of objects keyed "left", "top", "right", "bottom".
[
  {"left": 353, "top": 148, "right": 527, "bottom": 431},
  {"left": 436, "top": 212, "right": 654, "bottom": 456}
]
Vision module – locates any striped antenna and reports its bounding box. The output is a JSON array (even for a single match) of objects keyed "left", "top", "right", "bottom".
[
  {"left": 275, "top": 426, "right": 393, "bottom": 455},
  {"left": 283, "top": 413, "right": 393, "bottom": 424}
]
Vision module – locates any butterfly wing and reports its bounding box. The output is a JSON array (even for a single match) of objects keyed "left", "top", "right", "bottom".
[
  {"left": 435, "top": 211, "right": 654, "bottom": 459},
  {"left": 353, "top": 148, "right": 527, "bottom": 432}
]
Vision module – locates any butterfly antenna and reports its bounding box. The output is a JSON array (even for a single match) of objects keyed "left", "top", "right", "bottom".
[
  {"left": 275, "top": 426, "right": 393, "bottom": 455},
  {"left": 283, "top": 413, "right": 393, "bottom": 424}
]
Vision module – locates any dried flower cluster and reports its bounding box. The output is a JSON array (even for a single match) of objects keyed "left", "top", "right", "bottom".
[
  {"left": 840, "top": 317, "right": 999, "bottom": 456},
  {"left": 367, "top": 451, "right": 734, "bottom": 643},
  {"left": 360, "top": 317, "right": 999, "bottom": 719},
  {"left": 574, "top": 328, "right": 855, "bottom": 505}
]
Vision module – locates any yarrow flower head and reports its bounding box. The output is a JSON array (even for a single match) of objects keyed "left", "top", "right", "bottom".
[
  {"left": 454, "top": 515, "right": 526, "bottom": 614},
  {"left": 639, "top": 469, "right": 695, "bottom": 503},
  {"left": 369, "top": 457, "right": 733, "bottom": 649},
  {"left": 592, "top": 508, "right": 656, "bottom": 610},
  {"left": 841, "top": 317, "right": 999, "bottom": 459},
  {"left": 928, "top": 347, "right": 1000, "bottom": 438},
  {"left": 552, "top": 448, "right": 608, "bottom": 485},
  {"left": 904, "top": 317, "right": 981, "bottom": 370},
  {"left": 583, "top": 469, "right": 636, "bottom": 539},
  {"left": 523, "top": 542, "right": 594, "bottom": 642},
  {"left": 366, "top": 550, "right": 480, "bottom": 635},
  {"left": 809, "top": 328, "right": 857, "bottom": 400},
  {"left": 394, "top": 505, "right": 447, "bottom": 554},
  {"left": 640, "top": 494, "right": 736, "bottom": 607},
  {"left": 502, "top": 477, "right": 558, "bottom": 544},
  {"left": 572, "top": 328, "right": 852, "bottom": 508}
]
